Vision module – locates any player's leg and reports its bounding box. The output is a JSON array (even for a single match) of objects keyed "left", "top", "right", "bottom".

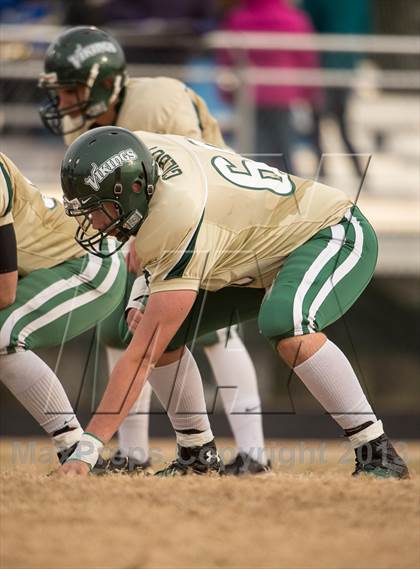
[
  {"left": 259, "top": 206, "right": 408, "bottom": 478},
  {"left": 101, "top": 342, "right": 225, "bottom": 476},
  {"left": 0, "top": 245, "right": 126, "bottom": 463},
  {"left": 103, "top": 344, "right": 224, "bottom": 477},
  {"left": 151, "top": 287, "right": 265, "bottom": 476},
  {"left": 150, "top": 346, "right": 224, "bottom": 476},
  {"left": 202, "top": 327, "right": 270, "bottom": 474},
  {"left": 100, "top": 282, "right": 229, "bottom": 476},
  {"left": 0, "top": 350, "right": 83, "bottom": 458}
]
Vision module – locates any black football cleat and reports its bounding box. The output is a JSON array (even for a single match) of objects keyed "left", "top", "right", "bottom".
[
  {"left": 352, "top": 433, "right": 409, "bottom": 479},
  {"left": 91, "top": 449, "right": 151, "bottom": 476},
  {"left": 154, "top": 439, "right": 225, "bottom": 477},
  {"left": 225, "top": 452, "right": 272, "bottom": 476}
]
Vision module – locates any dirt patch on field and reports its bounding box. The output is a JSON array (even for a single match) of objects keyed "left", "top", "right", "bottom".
[{"left": 0, "top": 439, "right": 419, "bottom": 569}]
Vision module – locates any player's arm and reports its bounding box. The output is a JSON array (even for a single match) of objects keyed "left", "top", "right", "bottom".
[
  {"left": 0, "top": 223, "right": 18, "bottom": 309},
  {"left": 58, "top": 287, "right": 197, "bottom": 475}
]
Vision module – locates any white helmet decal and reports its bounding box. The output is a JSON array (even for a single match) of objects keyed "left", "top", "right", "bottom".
[
  {"left": 67, "top": 41, "right": 118, "bottom": 69},
  {"left": 84, "top": 148, "right": 138, "bottom": 191}
]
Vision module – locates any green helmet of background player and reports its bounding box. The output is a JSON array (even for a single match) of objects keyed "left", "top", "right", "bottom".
[
  {"left": 38, "top": 26, "right": 127, "bottom": 135},
  {"left": 61, "top": 126, "right": 159, "bottom": 257}
]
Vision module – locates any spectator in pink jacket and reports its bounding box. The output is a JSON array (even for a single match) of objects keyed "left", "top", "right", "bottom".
[{"left": 219, "top": 0, "right": 321, "bottom": 172}]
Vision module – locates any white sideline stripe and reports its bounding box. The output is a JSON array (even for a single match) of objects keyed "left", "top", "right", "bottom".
[
  {"left": 0, "top": 254, "right": 101, "bottom": 349},
  {"left": 17, "top": 247, "right": 121, "bottom": 346},
  {"left": 293, "top": 223, "right": 346, "bottom": 336},
  {"left": 307, "top": 214, "right": 364, "bottom": 332}
]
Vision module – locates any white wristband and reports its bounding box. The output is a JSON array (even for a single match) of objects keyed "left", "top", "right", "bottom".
[
  {"left": 66, "top": 432, "right": 104, "bottom": 470},
  {"left": 53, "top": 426, "right": 84, "bottom": 453},
  {"left": 126, "top": 274, "right": 150, "bottom": 313}
]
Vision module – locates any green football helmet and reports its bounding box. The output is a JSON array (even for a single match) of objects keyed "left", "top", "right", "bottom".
[
  {"left": 39, "top": 26, "right": 127, "bottom": 135},
  {"left": 61, "top": 126, "right": 159, "bottom": 257}
]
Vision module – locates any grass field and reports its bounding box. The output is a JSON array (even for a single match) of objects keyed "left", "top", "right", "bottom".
[{"left": 0, "top": 438, "right": 419, "bottom": 569}]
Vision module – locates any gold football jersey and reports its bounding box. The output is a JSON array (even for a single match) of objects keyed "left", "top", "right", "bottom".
[
  {"left": 64, "top": 77, "right": 225, "bottom": 147},
  {"left": 132, "top": 132, "right": 353, "bottom": 294},
  {"left": 0, "top": 153, "right": 85, "bottom": 276}
]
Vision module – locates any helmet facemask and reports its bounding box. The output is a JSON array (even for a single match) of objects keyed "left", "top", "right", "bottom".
[
  {"left": 39, "top": 65, "right": 125, "bottom": 136},
  {"left": 39, "top": 79, "right": 90, "bottom": 135},
  {"left": 65, "top": 199, "right": 122, "bottom": 257},
  {"left": 63, "top": 167, "right": 149, "bottom": 257}
]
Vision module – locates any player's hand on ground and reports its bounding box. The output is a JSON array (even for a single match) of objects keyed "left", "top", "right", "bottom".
[
  {"left": 125, "top": 239, "right": 141, "bottom": 274},
  {"left": 127, "top": 307, "right": 143, "bottom": 333},
  {"left": 56, "top": 460, "right": 90, "bottom": 477}
]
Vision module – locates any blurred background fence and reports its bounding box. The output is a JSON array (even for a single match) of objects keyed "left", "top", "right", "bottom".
[{"left": 1, "top": 0, "right": 419, "bottom": 437}]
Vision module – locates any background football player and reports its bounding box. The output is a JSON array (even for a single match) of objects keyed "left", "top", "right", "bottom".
[
  {"left": 0, "top": 152, "right": 125, "bottom": 464},
  {"left": 38, "top": 25, "right": 269, "bottom": 475},
  {"left": 58, "top": 126, "right": 408, "bottom": 479}
]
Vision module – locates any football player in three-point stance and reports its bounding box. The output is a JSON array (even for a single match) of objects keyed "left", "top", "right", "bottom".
[
  {"left": 38, "top": 25, "right": 269, "bottom": 475},
  {"left": 0, "top": 154, "right": 226, "bottom": 475},
  {"left": 0, "top": 152, "right": 126, "bottom": 463},
  {"left": 58, "top": 126, "right": 409, "bottom": 479}
]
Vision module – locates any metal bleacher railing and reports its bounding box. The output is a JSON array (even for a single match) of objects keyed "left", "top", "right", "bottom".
[
  {"left": 1, "top": 26, "right": 419, "bottom": 137},
  {"left": 1, "top": 26, "right": 419, "bottom": 85},
  {"left": 1, "top": 26, "right": 419, "bottom": 120}
]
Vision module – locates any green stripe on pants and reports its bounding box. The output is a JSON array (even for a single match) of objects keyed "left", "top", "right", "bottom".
[
  {"left": 0, "top": 247, "right": 126, "bottom": 353},
  {"left": 258, "top": 206, "right": 378, "bottom": 346}
]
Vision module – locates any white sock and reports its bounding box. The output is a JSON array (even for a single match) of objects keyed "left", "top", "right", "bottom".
[
  {"left": 204, "top": 328, "right": 267, "bottom": 464},
  {"left": 107, "top": 347, "right": 151, "bottom": 461},
  {"left": 148, "top": 348, "right": 212, "bottom": 446},
  {"left": 294, "top": 339, "right": 377, "bottom": 430},
  {"left": 0, "top": 351, "right": 82, "bottom": 439}
]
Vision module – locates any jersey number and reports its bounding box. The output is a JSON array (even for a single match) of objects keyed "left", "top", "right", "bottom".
[{"left": 211, "top": 156, "right": 295, "bottom": 196}]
